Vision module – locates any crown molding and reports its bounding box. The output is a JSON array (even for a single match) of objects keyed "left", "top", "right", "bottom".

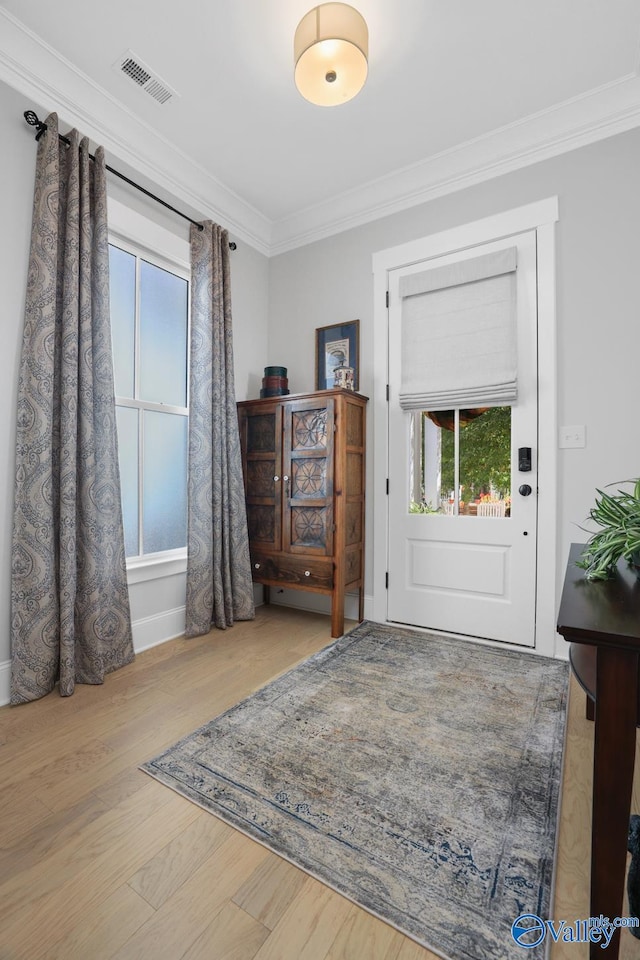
[
  {"left": 269, "top": 72, "right": 640, "bottom": 255},
  {"left": 0, "top": 7, "right": 272, "bottom": 255},
  {"left": 2, "top": 7, "right": 640, "bottom": 258}
]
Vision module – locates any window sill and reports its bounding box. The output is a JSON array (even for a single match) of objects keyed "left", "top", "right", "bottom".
[{"left": 126, "top": 550, "right": 187, "bottom": 585}]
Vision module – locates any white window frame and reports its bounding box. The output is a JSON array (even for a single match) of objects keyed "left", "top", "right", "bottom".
[{"left": 107, "top": 197, "right": 191, "bottom": 583}]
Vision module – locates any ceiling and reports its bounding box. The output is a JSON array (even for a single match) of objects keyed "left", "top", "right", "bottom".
[{"left": 1, "top": 1, "right": 640, "bottom": 253}]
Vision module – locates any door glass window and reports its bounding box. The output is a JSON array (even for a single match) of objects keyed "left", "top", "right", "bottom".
[
  {"left": 459, "top": 407, "right": 511, "bottom": 516},
  {"left": 409, "top": 407, "right": 511, "bottom": 517},
  {"left": 409, "top": 409, "right": 452, "bottom": 514}
]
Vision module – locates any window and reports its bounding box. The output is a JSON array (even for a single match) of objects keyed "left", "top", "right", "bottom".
[
  {"left": 109, "top": 240, "right": 189, "bottom": 559},
  {"left": 409, "top": 406, "right": 512, "bottom": 517}
]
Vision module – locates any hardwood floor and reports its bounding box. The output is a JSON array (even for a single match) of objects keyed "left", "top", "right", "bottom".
[{"left": 0, "top": 606, "right": 638, "bottom": 959}]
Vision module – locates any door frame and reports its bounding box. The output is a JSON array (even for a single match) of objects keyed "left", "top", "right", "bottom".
[{"left": 371, "top": 197, "right": 559, "bottom": 658}]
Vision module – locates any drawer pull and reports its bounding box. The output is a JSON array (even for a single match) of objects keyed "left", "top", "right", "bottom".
[
  {"left": 304, "top": 570, "right": 310, "bottom": 577},
  {"left": 273, "top": 475, "right": 279, "bottom": 482},
  {"left": 254, "top": 563, "right": 261, "bottom": 570}
]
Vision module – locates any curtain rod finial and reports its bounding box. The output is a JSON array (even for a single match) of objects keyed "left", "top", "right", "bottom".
[{"left": 24, "top": 110, "right": 48, "bottom": 140}]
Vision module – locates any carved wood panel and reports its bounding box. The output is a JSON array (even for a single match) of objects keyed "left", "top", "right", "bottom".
[
  {"left": 291, "top": 457, "right": 327, "bottom": 498},
  {"left": 291, "top": 408, "right": 327, "bottom": 451},
  {"left": 290, "top": 506, "right": 327, "bottom": 549}
]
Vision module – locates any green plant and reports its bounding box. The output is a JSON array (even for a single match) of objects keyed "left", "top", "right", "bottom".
[
  {"left": 576, "top": 478, "right": 640, "bottom": 580},
  {"left": 439, "top": 407, "right": 511, "bottom": 501},
  {"left": 409, "top": 499, "right": 437, "bottom": 514}
]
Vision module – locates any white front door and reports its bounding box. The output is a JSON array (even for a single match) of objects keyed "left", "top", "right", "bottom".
[{"left": 387, "top": 231, "right": 538, "bottom": 646}]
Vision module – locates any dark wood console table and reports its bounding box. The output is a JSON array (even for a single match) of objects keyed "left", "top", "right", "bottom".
[{"left": 557, "top": 543, "right": 640, "bottom": 959}]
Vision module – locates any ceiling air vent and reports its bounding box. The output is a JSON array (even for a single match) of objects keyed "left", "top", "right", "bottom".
[{"left": 113, "top": 51, "right": 178, "bottom": 105}]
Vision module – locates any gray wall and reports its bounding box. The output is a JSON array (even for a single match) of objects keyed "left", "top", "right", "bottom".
[
  {"left": 0, "top": 82, "right": 39, "bottom": 689},
  {"left": 268, "top": 128, "right": 640, "bottom": 614}
]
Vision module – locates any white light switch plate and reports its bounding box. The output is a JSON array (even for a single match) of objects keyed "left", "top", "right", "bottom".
[{"left": 559, "top": 425, "right": 586, "bottom": 449}]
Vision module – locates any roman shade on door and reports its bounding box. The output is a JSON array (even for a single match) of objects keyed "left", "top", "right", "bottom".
[{"left": 398, "top": 247, "right": 518, "bottom": 411}]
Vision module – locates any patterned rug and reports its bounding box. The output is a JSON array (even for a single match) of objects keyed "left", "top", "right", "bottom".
[{"left": 141, "top": 621, "right": 568, "bottom": 960}]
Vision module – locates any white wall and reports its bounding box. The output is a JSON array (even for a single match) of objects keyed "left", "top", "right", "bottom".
[
  {"left": 268, "top": 128, "right": 640, "bottom": 642},
  {"left": 0, "top": 82, "right": 40, "bottom": 701},
  {"left": 0, "top": 79, "right": 270, "bottom": 703}
]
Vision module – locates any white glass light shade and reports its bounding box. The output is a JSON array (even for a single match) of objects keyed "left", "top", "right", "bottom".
[{"left": 294, "top": 3, "right": 368, "bottom": 106}]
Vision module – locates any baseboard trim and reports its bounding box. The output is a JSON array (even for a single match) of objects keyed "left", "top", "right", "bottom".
[
  {"left": 132, "top": 606, "right": 186, "bottom": 654},
  {"left": 0, "top": 658, "right": 10, "bottom": 706},
  {"left": 267, "top": 589, "right": 374, "bottom": 624},
  {"left": 0, "top": 607, "right": 187, "bottom": 707}
]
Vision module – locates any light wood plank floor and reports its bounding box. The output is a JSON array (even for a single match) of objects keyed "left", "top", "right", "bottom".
[{"left": 1, "top": 606, "right": 638, "bottom": 959}]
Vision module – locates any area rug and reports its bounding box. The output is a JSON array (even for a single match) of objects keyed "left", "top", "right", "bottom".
[{"left": 141, "top": 621, "right": 568, "bottom": 960}]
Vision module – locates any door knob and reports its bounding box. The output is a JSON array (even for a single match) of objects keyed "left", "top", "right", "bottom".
[{"left": 519, "top": 484, "right": 532, "bottom": 497}]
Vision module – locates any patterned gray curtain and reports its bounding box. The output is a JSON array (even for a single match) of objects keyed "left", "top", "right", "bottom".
[
  {"left": 11, "top": 113, "right": 134, "bottom": 704},
  {"left": 185, "top": 222, "right": 255, "bottom": 635}
]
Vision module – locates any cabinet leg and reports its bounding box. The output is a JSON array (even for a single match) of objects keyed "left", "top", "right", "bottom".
[
  {"left": 586, "top": 695, "right": 595, "bottom": 721},
  {"left": 263, "top": 585, "right": 270, "bottom": 605},
  {"left": 590, "top": 647, "right": 638, "bottom": 958},
  {"left": 331, "top": 584, "right": 345, "bottom": 638}
]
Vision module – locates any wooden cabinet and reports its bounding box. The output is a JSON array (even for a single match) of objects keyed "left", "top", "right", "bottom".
[
  {"left": 238, "top": 389, "right": 367, "bottom": 638},
  {"left": 557, "top": 544, "right": 640, "bottom": 959}
]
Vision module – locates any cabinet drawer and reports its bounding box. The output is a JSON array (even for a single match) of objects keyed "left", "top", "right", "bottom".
[
  {"left": 250, "top": 552, "right": 333, "bottom": 591},
  {"left": 270, "top": 555, "right": 333, "bottom": 590},
  {"left": 250, "top": 552, "right": 272, "bottom": 581}
]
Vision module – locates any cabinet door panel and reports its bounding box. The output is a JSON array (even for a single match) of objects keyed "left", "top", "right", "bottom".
[
  {"left": 290, "top": 456, "right": 328, "bottom": 499},
  {"left": 247, "top": 412, "right": 277, "bottom": 452},
  {"left": 246, "top": 504, "right": 276, "bottom": 546},
  {"left": 290, "top": 407, "right": 329, "bottom": 451},
  {"left": 283, "top": 399, "right": 335, "bottom": 556},
  {"left": 239, "top": 404, "right": 282, "bottom": 552},
  {"left": 290, "top": 505, "right": 331, "bottom": 550}
]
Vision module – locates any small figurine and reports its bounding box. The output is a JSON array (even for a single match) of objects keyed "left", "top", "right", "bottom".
[{"left": 333, "top": 358, "right": 355, "bottom": 390}]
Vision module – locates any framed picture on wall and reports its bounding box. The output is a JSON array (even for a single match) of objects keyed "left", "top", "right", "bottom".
[{"left": 315, "top": 320, "right": 360, "bottom": 391}]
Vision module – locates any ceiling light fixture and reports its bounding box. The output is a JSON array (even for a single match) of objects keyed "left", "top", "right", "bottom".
[{"left": 294, "top": 3, "right": 368, "bottom": 106}]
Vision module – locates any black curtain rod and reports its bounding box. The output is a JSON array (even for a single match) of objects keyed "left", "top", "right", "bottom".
[{"left": 23, "top": 110, "right": 237, "bottom": 250}]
